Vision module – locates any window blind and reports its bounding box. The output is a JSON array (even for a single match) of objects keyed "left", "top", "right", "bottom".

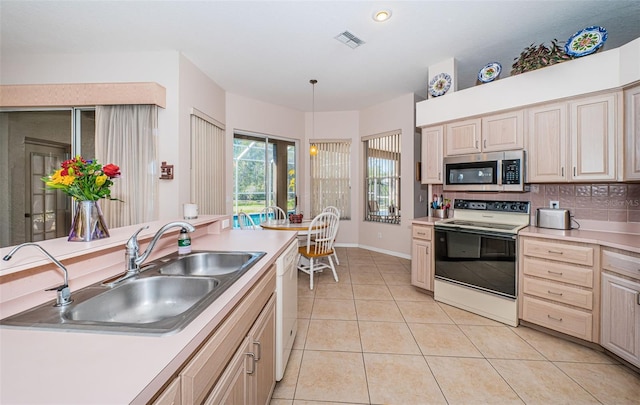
[
  {"left": 310, "top": 140, "right": 351, "bottom": 219},
  {"left": 364, "top": 130, "right": 401, "bottom": 224},
  {"left": 191, "top": 112, "right": 225, "bottom": 214}
]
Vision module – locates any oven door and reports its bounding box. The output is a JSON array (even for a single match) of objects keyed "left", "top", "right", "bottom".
[{"left": 434, "top": 226, "right": 517, "bottom": 299}]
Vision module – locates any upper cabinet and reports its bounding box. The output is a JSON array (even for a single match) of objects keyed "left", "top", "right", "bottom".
[
  {"left": 445, "top": 111, "right": 524, "bottom": 156},
  {"left": 421, "top": 125, "right": 443, "bottom": 184},
  {"left": 526, "top": 91, "right": 621, "bottom": 183},
  {"left": 624, "top": 85, "right": 640, "bottom": 181}
]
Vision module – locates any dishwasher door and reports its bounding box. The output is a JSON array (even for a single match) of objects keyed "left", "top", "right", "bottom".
[{"left": 276, "top": 240, "right": 298, "bottom": 380}]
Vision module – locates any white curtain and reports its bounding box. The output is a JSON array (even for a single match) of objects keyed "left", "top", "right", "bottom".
[{"left": 95, "top": 105, "right": 158, "bottom": 227}]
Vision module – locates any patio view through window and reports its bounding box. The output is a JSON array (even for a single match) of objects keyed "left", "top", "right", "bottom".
[
  {"left": 363, "top": 130, "right": 401, "bottom": 224},
  {"left": 233, "top": 134, "right": 296, "bottom": 224}
]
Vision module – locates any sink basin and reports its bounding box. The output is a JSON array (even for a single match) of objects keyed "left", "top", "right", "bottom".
[
  {"left": 151, "top": 251, "right": 266, "bottom": 276},
  {"left": 0, "top": 250, "right": 266, "bottom": 335},
  {"left": 67, "top": 276, "right": 218, "bottom": 324}
]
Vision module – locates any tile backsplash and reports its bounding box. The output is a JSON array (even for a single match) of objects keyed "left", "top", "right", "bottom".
[{"left": 431, "top": 183, "right": 640, "bottom": 223}]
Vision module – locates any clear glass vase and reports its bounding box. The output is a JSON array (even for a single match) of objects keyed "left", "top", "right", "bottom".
[{"left": 68, "top": 200, "right": 110, "bottom": 242}]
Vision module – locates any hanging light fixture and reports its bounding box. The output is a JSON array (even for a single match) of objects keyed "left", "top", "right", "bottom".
[{"left": 309, "top": 79, "right": 318, "bottom": 156}]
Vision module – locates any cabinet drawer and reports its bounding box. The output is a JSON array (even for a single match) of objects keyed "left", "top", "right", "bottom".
[
  {"left": 522, "top": 296, "right": 592, "bottom": 341},
  {"left": 523, "top": 257, "right": 593, "bottom": 288},
  {"left": 602, "top": 249, "right": 640, "bottom": 281},
  {"left": 412, "top": 225, "right": 433, "bottom": 241},
  {"left": 523, "top": 277, "right": 593, "bottom": 310},
  {"left": 523, "top": 238, "right": 594, "bottom": 266}
]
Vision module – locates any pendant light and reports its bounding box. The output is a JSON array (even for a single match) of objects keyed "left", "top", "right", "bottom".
[{"left": 309, "top": 79, "right": 318, "bottom": 156}]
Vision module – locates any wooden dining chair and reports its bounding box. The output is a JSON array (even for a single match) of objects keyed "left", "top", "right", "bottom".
[
  {"left": 297, "top": 212, "right": 340, "bottom": 289},
  {"left": 237, "top": 211, "right": 257, "bottom": 230},
  {"left": 322, "top": 206, "right": 341, "bottom": 265}
]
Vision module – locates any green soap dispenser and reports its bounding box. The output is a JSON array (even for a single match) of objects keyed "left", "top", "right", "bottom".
[{"left": 178, "top": 227, "right": 192, "bottom": 255}]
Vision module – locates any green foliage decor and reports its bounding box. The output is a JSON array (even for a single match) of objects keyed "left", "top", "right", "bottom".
[{"left": 511, "top": 39, "right": 573, "bottom": 75}]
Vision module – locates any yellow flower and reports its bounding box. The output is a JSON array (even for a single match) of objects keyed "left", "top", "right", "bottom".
[
  {"left": 95, "top": 174, "right": 107, "bottom": 187},
  {"left": 50, "top": 169, "right": 75, "bottom": 186}
]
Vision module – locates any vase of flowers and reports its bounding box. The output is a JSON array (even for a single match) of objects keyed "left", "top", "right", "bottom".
[{"left": 42, "top": 156, "right": 121, "bottom": 242}]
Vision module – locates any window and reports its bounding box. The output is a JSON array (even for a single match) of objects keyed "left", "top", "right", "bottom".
[
  {"left": 310, "top": 140, "right": 351, "bottom": 219},
  {"left": 363, "top": 130, "right": 401, "bottom": 224}
]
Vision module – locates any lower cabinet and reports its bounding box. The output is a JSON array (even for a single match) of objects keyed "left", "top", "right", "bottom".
[
  {"left": 411, "top": 224, "right": 434, "bottom": 291},
  {"left": 206, "top": 295, "right": 276, "bottom": 405},
  {"left": 600, "top": 248, "right": 640, "bottom": 367},
  {"left": 153, "top": 266, "right": 276, "bottom": 405}
]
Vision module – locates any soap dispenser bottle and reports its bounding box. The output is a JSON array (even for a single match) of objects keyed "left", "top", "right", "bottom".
[{"left": 178, "top": 227, "right": 192, "bottom": 255}]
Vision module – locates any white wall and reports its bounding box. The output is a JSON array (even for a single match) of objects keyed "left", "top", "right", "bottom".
[
  {"left": 224, "top": 93, "right": 305, "bottom": 216},
  {"left": 359, "top": 93, "right": 416, "bottom": 258}
]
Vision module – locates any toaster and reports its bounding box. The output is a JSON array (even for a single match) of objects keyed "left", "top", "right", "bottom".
[{"left": 536, "top": 208, "right": 571, "bottom": 230}]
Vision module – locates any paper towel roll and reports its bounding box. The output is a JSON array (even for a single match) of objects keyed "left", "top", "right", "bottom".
[{"left": 183, "top": 203, "right": 198, "bottom": 219}]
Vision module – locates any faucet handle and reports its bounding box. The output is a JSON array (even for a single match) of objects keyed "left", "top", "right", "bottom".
[
  {"left": 126, "top": 225, "right": 150, "bottom": 250},
  {"left": 46, "top": 284, "right": 73, "bottom": 307}
]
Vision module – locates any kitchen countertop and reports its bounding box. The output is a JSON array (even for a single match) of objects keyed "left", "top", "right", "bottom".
[
  {"left": 0, "top": 226, "right": 297, "bottom": 404},
  {"left": 412, "top": 215, "right": 640, "bottom": 253}
]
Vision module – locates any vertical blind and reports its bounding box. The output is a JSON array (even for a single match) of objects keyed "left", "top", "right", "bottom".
[
  {"left": 310, "top": 140, "right": 351, "bottom": 219},
  {"left": 191, "top": 111, "right": 225, "bottom": 214},
  {"left": 363, "top": 130, "right": 401, "bottom": 224}
]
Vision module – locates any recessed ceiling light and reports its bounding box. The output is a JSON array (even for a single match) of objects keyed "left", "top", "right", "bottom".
[{"left": 373, "top": 9, "right": 392, "bottom": 22}]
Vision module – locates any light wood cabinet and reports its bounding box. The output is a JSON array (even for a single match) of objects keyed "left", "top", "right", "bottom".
[
  {"left": 624, "top": 85, "right": 640, "bottom": 180},
  {"left": 526, "top": 92, "right": 620, "bottom": 182},
  {"left": 421, "top": 125, "right": 443, "bottom": 184},
  {"left": 601, "top": 248, "right": 640, "bottom": 367},
  {"left": 444, "top": 111, "right": 524, "bottom": 156},
  {"left": 411, "top": 224, "right": 433, "bottom": 291},
  {"left": 481, "top": 110, "right": 524, "bottom": 152},
  {"left": 153, "top": 377, "right": 182, "bottom": 405},
  {"left": 445, "top": 118, "right": 482, "bottom": 155},
  {"left": 519, "top": 236, "right": 599, "bottom": 342}
]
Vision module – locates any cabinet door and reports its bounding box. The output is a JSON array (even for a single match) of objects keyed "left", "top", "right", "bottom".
[
  {"left": 601, "top": 273, "right": 640, "bottom": 367},
  {"left": 153, "top": 377, "right": 181, "bottom": 405},
  {"left": 445, "top": 118, "right": 481, "bottom": 156},
  {"left": 421, "top": 125, "right": 443, "bottom": 184},
  {"left": 624, "top": 85, "right": 640, "bottom": 180},
  {"left": 248, "top": 296, "right": 276, "bottom": 405},
  {"left": 411, "top": 238, "right": 432, "bottom": 291},
  {"left": 526, "top": 102, "right": 568, "bottom": 182},
  {"left": 481, "top": 110, "right": 524, "bottom": 152},
  {"left": 204, "top": 338, "right": 250, "bottom": 405},
  {"left": 569, "top": 93, "right": 619, "bottom": 181}
]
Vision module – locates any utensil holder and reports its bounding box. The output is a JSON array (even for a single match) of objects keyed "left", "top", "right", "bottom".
[{"left": 433, "top": 208, "right": 449, "bottom": 219}]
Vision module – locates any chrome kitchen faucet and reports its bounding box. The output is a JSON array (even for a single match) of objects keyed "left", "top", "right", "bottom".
[{"left": 3, "top": 243, "right": 73, "bottom": 307}]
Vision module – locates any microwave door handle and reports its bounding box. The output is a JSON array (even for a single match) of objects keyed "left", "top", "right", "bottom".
[{"left": 497, "top": 160, "right": 503, "bottom": 186}]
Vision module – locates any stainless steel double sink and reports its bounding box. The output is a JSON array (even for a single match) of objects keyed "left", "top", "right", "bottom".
[{"left": 0, "top": 251, "right": 266, "bottom": 335}]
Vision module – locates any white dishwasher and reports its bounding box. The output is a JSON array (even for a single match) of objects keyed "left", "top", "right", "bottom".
[{"left": 276, "top": 240, "right": 298, "bottom": 381}]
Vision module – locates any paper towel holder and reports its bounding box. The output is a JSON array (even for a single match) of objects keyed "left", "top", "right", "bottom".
[{"left": 160, "top": 161, "right": 174, "bottom": 180}]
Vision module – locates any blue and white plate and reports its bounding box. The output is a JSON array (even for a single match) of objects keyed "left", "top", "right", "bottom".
[
  {"left": 565, "top": 26, "right": 607, "bottom": 57},
  {"left": 478, "top": 62, "right": 501, "bottom": 83},
  {"left": 428, "top": 73, "right": 452, "bottom": 97}
]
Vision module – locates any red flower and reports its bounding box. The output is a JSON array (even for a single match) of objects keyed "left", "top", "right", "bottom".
[{"left": 103, "top": 164, "right": 121, "bottom": 178}]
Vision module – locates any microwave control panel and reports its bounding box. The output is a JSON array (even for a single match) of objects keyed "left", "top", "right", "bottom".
[{"left": 502, "top": 159, "right": 521, "bottom": 184}]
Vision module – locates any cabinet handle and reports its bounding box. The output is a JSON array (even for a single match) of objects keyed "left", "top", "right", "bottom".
[
  {"left": 475, "top": 140, "right": 479, "bottom": 149},
  {"left": 561, "top": 167, "right": 564, "bottom": 177},
  {"left": 417, "top": 232, "right": 426, "bottom": 236},
  {"left": 548, "top": 250, "right": 564, "bottom": 255},
  {"left": 548, "top": 270, "right": 563, "bottom": 276},
  {"left": 637, "top": 293, "right": 640, "bottom": 306},
  {"left": 254, "top": 341, "right": 262, "bottom": 361},
  {"left": 547, "top": 290, "right": 564, "bottom": 296},
  {"left": 438, "top": 172, "right": 441, "bottom": 181},
  {"left": 426, "top": 246, "right": 429, "bottom": 254},
  {"left": 483, "top": 139, "right": 487, "bottom": 149},
  {"left": 246, "top": 352, "right": 256, "bottom": 374},
  {"left": 547, "top": 314, "right": 563, "bottom": 322}
]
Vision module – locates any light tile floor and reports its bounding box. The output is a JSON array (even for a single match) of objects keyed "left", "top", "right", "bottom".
[{"left": 270, "top": 247, "right": 640, "bottom": 405}]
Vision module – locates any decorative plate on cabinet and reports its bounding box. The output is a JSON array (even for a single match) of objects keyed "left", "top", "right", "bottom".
[
  {"left": 565, "top": 26, "right": 607, "bottom": 57},
  {"left": 478, "top": 62, "right": 502, "bottom": 83},
  {"left": 428, "top": 73, "right": 452, "bottom": 97}
]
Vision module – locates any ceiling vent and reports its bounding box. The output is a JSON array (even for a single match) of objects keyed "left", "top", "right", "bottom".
[{"left": 335, "top": 31, "right": 365, "bottom": 49}]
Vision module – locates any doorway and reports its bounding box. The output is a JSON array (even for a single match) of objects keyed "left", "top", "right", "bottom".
[{"left": 233, "top": 133, "right": 297, "bottom": 220}]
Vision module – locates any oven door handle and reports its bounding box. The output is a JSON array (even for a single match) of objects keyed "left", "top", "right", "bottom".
[{"left": 435, "top": 226, "right": 517, "bottom": 240}]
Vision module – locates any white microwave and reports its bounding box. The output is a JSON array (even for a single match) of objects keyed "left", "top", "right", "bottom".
[{"left": 443, "top": 151, "right": 525, "bottom": 192}]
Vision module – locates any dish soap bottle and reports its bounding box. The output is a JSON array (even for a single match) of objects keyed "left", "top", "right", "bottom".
[{"left": 178, "top": 227, "right": 192, "bottom": 255}]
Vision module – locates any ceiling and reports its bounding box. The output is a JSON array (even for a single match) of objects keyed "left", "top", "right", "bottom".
[{"left": 2, "top": 1, "right": 640, "bottom": 112}]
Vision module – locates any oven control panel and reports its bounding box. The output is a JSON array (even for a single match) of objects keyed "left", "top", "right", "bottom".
[{"left": 453, "top": 199, "right": 530, "bottom": 214}]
